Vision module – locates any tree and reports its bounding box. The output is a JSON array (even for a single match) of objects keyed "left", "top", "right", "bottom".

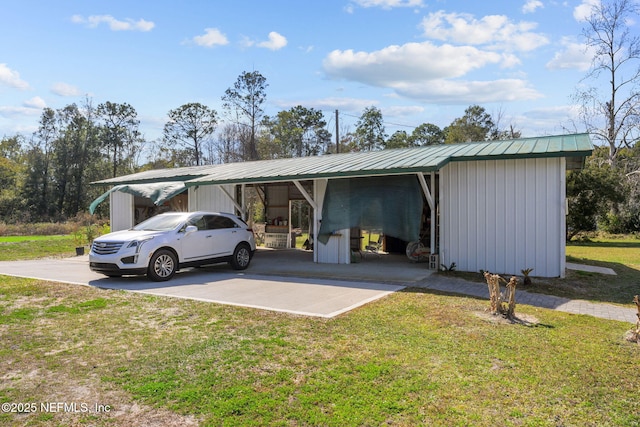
[
  {"left": 0, "top": 136, "right": 25, "bottom": 221},
  {"left": 163, "top": 103, "right": 218, "bottom": 166},
  {"left": 97, "top": 101, "right": 140, "bottom": 177},
  {"left": 217, "top": 123, "right": 248, "bottom": 163},
  {"left": 575, "top": 0, "right": 640, "bottom": 166},
  {"left": 22, "top": 102, "right": 106, "bottom": 221},
  {"left": 492, "top": 106, "right": 522, "bottom": 140},
  {"left": 354, "top": 106, "right": 386, "bottom": 151},
  {"left": 385, "top": 130, "right": 410, "bottom": 149},
  {"left": 222, "top": 71, "right": 268, "bottom": 161},
  {"left": 267, "top": 106, "right": 330, "bottom": 157},
  {"left": 410, "top": 123, "right": 444, "bottom": 146},
  {"left": 52, "top": 103, "right": 98, "bottom": 217},
  {"left": 25, "top": 108, "right": 58, "bottom": 217},
  {"left": 601, "top": 142, "right": 640, "bottom": 232},
  {"left": 69, "top": 99, "right": 100, "bottom": 215},
  {"left": 444, "top": 105, "right": 497, "bottom": 144},
  {"left": 566, "top": 149, "right": 626, "bottom": 239}
]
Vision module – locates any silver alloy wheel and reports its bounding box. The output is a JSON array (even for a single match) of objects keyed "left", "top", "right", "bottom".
[
  {"left": 236, "top": 247, "right": 250, "bottom": 267},
  {"left": 152, "top": 252, "right": 175, "bottom": 279},
  {"left": 230, "top": 244, "right": 251, "bottom": 270}
]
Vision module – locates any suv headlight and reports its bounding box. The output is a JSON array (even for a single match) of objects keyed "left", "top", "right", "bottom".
[{"left": 127, "top": 237, "right": 154, "bottom": 254}]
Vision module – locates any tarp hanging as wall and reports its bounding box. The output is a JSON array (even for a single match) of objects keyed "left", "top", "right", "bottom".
[
  {"left": 89, "top": 182, "right": 187, "bottom": 214},
  {"left": 318, "top": 175, "right": 423, "bottom": 244}
]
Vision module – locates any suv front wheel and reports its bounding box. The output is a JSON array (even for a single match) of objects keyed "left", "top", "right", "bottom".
[{"left": 148, "top": 249, "right": 177, "bottom": 281}]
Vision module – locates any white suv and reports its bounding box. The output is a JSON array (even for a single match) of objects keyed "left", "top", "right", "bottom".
[{"left": 89, "top": 211, "right": 256, "bottom": 281}]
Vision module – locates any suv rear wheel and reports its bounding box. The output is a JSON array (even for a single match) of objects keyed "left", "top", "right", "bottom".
[{"left": 230, "top": 243, "right": 251, "bottom": 270}]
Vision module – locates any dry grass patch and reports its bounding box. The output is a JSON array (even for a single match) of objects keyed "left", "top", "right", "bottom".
[{"left": 0, "top": 279, "right": 207, "bottom": 426}]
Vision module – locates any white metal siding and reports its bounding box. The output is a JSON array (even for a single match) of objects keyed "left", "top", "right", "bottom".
[
  {"left": 188, "top": 184, "right": 236, "bottom": 213},
  {"left": 440, "top": 158, "right": 565, "bottom": 277},
  {"left": 109, "top": 191, "right": 134, "bottom": 231}
]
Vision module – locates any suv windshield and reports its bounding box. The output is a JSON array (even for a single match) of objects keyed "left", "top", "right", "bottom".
[{"left": 132, "top": 214, "right": 186, "bottom": 231}]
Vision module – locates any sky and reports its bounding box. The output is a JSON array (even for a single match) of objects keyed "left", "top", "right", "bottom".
[{"left": 0, "top": 0, "right": 612, "bottom": 151}]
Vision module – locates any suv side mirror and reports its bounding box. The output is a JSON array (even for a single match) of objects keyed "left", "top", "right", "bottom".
[{"left": 185, "top": 225, "right": 198, "bottom": 234}]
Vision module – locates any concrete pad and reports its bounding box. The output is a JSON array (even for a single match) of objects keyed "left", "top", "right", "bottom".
[
  {"left": 91, "top": 272, "right": 403, "bottom": 318},
  {"left": 0, "top": 254, "right": 406, "bottom": 318},
  {"left": 566, "top": 262, "right": 617, "bottom": 276}
]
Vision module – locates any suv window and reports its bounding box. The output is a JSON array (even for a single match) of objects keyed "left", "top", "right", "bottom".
[
  {"left": 187, "top": 215, "right": 207, "bottom": 230},
  {"left": 210, "top": 215, "right": 238, "bottom": 229}
]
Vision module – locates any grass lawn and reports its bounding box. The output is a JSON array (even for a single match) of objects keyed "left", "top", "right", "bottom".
[
  {"left": 0, "top": 235, "right": 639, "bottom": 426},
  {"left": 0, "top": 235, "right": 77, "bottom": 261},
  {"left": 445, "top": 235, "right": 640, "bottom": 306}
]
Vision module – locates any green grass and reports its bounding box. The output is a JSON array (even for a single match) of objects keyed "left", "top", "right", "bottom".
[
  {"left": 0, "top": 235, "right": 77, "bottom": 260},
  {"left": 444, "top": 235, "right": 640, "bottom": 305},
  {"left": 567, "top": 235, "right": 640, "bottom": 268},
  {"left": 0, "top": 277, "right": 638, "bottom": 426},
  {"left": 0, "top": 235, "right": 71, "bottom": 243},
  {"left": 0, "top": 234, "right": 639, "bottom": 426}
]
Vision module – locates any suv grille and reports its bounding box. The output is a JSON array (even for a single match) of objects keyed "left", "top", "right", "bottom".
[{"left": 92, "top": 241, "right": 124, "bottom": 255}]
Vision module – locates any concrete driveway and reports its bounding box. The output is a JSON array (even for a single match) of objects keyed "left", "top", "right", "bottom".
[{"left": 0, "top": 249, "right": 429, "bottom": 318}]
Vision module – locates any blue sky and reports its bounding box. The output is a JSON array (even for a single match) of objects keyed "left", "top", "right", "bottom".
[{"left": 1, "top": 0, "right": 607, "bottom": 149}]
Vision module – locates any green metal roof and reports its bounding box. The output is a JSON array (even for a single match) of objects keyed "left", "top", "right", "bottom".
[
  {"left": 92, "top": 133, "right": 593, "bottom": 187},
  {"left": 91, "top": 164, "right": 221, "bottom": 186}
]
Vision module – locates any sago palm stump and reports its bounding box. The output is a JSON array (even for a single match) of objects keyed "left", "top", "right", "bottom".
[{"left": 483, "top": 271, "right": 519, "bottom": 318}]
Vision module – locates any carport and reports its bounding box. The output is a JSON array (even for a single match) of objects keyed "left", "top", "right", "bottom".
[{"left": 91, "top": 134, "right": 593, "bottom": 278}]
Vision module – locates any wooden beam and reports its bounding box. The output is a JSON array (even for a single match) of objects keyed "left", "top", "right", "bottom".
[
  {"left": 293, "top": 180, "right": 317, "bottom": 211},
  {"left": 218, "top": 185, "right": 244, "bottom": 216},
  {"left": 417, "top": 173, "right": 434, "bottom": 210}
]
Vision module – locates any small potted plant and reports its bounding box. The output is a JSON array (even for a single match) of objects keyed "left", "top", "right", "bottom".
[
  {"left": 72, "top": 228, "right": 87, "bottom": 255},
  {"left": 72, "top": 225, "right": 99, "bottom": 256}
]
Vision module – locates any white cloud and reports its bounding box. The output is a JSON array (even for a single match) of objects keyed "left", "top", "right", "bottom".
[
  {"left": 383, "top": 105, "right": 425, "bottom": 117},
  {"left": 574, "top": 0, "right": 600, "bottom": 21},
  {"left": 0, "top": 64, "right": 30, "bottom": 90},
  {"left": 420, "top": 11, "right": 549, "bottom": 52},
  {"left": 546, "top": 37, "right": 595, "bottom": 71},
  {"left": 274, "top": 96, "right": 378, "bottom": 113},
  {"left": 0, "top": 105, "right": 42, "bottom": 119},
  {"left": 323, "top": 41, "right": 517, "bottom": 87},
  {"left": 257, "top": 32, "right": 288, "bottom": 50},
  {"left": 522, "top": 0, "right": 544, "bottom": 14},
  {"left": 350, "top": 0, "right": 424, "bottom": 8},
  {"left": 517, "top": 105, "right": 581, "bottom": 135},
  {"left": 71, "top": 14, "right": 155, "bottom": 31},
  {"left": 51, "top": 82, "right": 81, "bottom": 97},
  {"left": 391, "top": 79, "right": 542, "bottom": 104},
  {"left": 192, "top": 28, "right": 229, "bottom": 48},
  {"left": 322, "top": 40, "right": 543, "bottom": 103},
  {"left": 23, "top": 96, "right": 46, "bottom": 109}
]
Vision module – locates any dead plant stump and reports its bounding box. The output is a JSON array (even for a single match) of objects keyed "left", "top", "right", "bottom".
[{"left": 484, "top": 271, "right": 518, "bottom": 318}]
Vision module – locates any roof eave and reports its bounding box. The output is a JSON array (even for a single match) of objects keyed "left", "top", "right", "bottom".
[
  {"left": 184, "top": 166, "right": 442, "bottom": 187},
  {"left": 447, "top": 149, "right": 594, "bottom": 164},
  {"left": 91, "top": 175, "right": 207, "bottom": 186}
]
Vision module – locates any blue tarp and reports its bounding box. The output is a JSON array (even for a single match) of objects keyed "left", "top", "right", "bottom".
[{"left": 318, "top": 176, "right": 423, "bottom": 244}]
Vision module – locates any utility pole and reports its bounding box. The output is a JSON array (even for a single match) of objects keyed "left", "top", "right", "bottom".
[{"left": 335, "top": 109, "right": 339, "bottom": 153}]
